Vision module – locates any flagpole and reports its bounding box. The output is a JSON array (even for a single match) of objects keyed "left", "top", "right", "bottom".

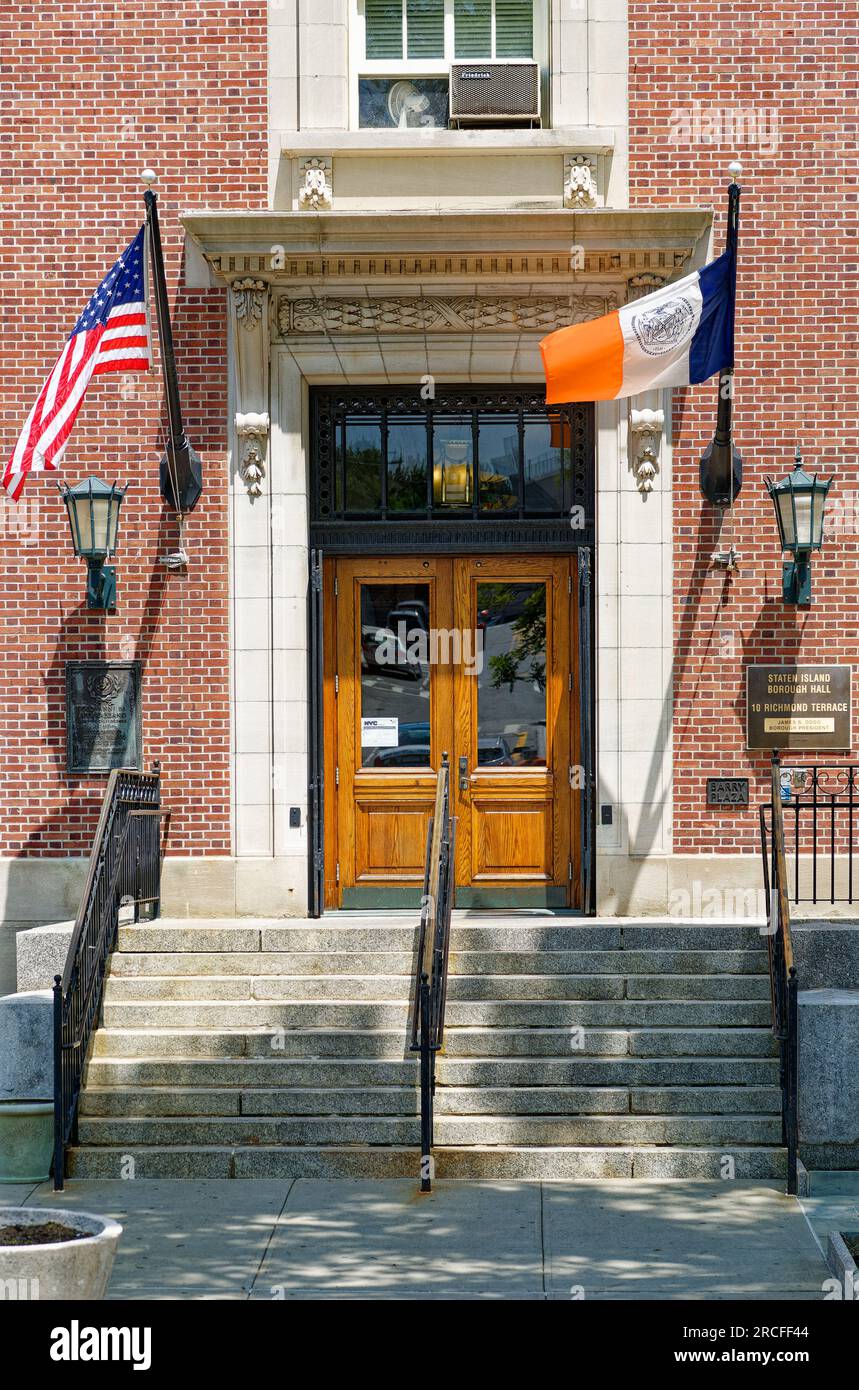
[
  {"left": 699, "top": 161, "right": 743, "bottom": 510},
  {"left": 141, "top": 169, "right": 202, "bottom": 515}
]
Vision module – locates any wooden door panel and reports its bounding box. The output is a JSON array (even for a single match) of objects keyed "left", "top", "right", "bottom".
[
  {"left": 474, "top": 802, "right": 553, "bottom": 880},
  {"left": 357, "top": 801, "right": 430, "bottom": 881}
]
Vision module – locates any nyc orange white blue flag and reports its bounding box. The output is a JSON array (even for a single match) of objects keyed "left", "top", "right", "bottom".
[{"left": 540, "top": 250, "right": 735, "bottom": 404}]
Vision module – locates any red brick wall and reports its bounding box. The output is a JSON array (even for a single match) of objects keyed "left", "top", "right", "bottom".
[
  {"left": 0, "top": 2, "right": 268, "bottom": 855},
  {"left": 628, "top": 4, "right": 859, "bottom": 852}
]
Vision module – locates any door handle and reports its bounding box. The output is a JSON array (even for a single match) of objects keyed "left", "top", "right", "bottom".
[{"left": 458, "top": 756, "right": 469, "bottom": 791}]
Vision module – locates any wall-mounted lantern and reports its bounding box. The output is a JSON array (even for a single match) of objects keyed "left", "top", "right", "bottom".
[
  {"left": 765, "top": 451, "right": 831, "bottom": 605},
  {"left": 59, "top": 476, "right": 127, "bottom": 610}
]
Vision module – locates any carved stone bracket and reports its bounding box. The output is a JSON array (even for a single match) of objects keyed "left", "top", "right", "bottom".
[
  {"left": 235, "top": 412, "right": 270, "bottom": 497},
  {"left": 229, "top": 278, "right": 270, "bottom": 498},
  {"left": 232, "top": 278, "right": 266, "bottom": 331},
  {"left": 564, "top": 155, "right": 599, "bottom": 210},
  {"left": 276, "top": 292, "right": 617, "bottom": 337},
  {"left": 628, "top": 403, "right": 665, "bottom": 494},
  {"left": 298, "top": 157, "right": 333, "bottom": 211}
]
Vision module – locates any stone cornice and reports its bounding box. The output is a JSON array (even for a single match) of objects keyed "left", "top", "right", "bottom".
[{"left": 182, "top": 208, "right": 712, "bottom": 288}]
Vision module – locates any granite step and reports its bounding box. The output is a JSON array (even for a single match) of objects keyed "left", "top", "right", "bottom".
[
  {"left": 107, "top": 948, "right": 770, "bottom": 977},
  {"left": 90, "top": 1024, "right": 779, "bottom": 1059},
  {"left": 100, "top": 998, "right": 773, "bottom": 1029},
  {"left": 101, "top": 971, "right": 771, "bottom": 1003},
  {"left": 78, "top": 1082, "right": 781, "bottom": 1119},
  {"left": 65, "top": 1143, "right": 788, "bottom": 1181},
  {"left": 83, "top": 1054, "right": 782, "bottom": 1089},
  {"left": 75, "top": 1112, "right": 785, "bottom": 1147},
  {"left": 116, "top": 920, "right": 769, "bottom": 955}
]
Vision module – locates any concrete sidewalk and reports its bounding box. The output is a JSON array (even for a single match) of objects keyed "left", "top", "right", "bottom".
[{"left": 2, "top": 1178, "right": 830, "bottom": 1300}]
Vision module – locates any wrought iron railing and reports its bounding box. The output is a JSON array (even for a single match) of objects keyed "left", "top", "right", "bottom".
[
  {"left": 53, "top": 766, "right": 167, "bottom": 1190},
  {"left": 758, "top": 752, "right": 799, "bottom": 1195},
  {"left": 778, "top": 763, "right": 859, "bottom": 904},
  {"left": 410, "top": 753, "right": 455, "bottom": 1193}
]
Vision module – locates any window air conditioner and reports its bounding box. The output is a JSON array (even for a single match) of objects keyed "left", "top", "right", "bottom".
[{"left": 448, "top": 59, "right": 541, "bottom": 128}]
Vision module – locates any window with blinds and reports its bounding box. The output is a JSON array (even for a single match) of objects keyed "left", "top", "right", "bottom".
[
  {"left": 407, "top": 0, "right": 445, "bottom": 58},
  {"left": 365, "top": 0, "right": 404, "bottom": 59},
  {"left": 364, "top": 0, "right": 534, "bottom": 62},
  {"left": 454, "top": 1, "right": 491, "bottom": 57},
  {"left": 495, "top": 0, "right": 533, "bottom": 56}
]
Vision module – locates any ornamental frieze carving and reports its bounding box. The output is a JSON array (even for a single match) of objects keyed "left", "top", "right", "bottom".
[{"left": 276, "top": 293, "right": 617, "bottom": 337}]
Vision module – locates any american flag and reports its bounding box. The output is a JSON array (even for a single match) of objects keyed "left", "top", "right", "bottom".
[{"left": 3, "top": 227, "right": 152, "bottom": 500}]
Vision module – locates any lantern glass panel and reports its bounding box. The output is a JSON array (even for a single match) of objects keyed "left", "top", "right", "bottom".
[
  {"left": 811, "top": 488, "right": 827, "bottom": 547},
  {"left": 791, "top": 490, "right": 814, "bottom": 549},
  {"left": 88, "top": 496, "right": 114, "bottom": 553},
  {"left": 776, "top": 491, "right": 797, "bottom": 548}
]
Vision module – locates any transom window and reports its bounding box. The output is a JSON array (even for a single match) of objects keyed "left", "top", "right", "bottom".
[{"left": 311, "top": 387, "right": 593, "bottom": 525}]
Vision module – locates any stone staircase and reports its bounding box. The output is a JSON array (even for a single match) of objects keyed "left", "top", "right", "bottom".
[{"left": 68, "top": 915, "right": 786, "bottom": 1179}]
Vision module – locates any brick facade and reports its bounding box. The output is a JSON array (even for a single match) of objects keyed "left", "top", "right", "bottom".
[
  {"left": 628, "top": 3, "right": 859, "bottom": 852},
  {"left": 0, "top": 2, "right": 268, "bottom": 854},
  {"left": 2, "top": 2, "right": 856, "bottom": 872}
]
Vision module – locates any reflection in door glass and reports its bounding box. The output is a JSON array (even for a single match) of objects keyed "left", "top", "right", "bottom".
[
  {"left": 478, "top": 416, "right": 519, "bottom": 512},
  {"left": 387, "top": 419, "right": 428, "bottom": 511},
  {"left": 476, "top": 582, "right": 547, "bottom": 766},
  {"left": 360, "top": 584, "right": 432, "bottom": 769}
]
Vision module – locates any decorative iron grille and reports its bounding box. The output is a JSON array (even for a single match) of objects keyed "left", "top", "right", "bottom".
[{"left": 310, "top": 386, "right": 594, "bottom": 551}]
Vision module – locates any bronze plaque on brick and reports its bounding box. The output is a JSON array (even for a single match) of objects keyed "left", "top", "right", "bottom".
[
  {"left": 746, "top": 664, "right": 852, "bottom": 751},
  {"left": 66, "top": 661, "right": 142, "bottom": 774}
]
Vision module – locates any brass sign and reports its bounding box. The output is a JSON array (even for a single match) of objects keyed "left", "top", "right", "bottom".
[
  {"left": 66, "top": 661, "right": 142, "bottom": 775},
  {"left": 746, "top": 665, "right": 852, "bottom": 751}
]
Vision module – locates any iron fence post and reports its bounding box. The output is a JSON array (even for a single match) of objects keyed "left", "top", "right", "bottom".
[
  {"left": 419, "top": 973, "right": 432, "bottom": 1193},
  {"left": 786, "top": 967, "right": 799, "bottom": 1195},
  {"left": 52, "top": 975, "right": 64, "bottom": 1192}
]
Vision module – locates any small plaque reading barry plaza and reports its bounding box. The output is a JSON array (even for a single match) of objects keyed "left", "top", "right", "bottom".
[
  {"left": 746, "top": 664, "right": 852, "bottom": 751},
  {"left": 66, "top": 661, "right": 142, "bottom": 775}
]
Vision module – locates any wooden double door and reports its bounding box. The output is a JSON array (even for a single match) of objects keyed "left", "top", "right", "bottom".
[{"left": 323, "top": 554, "right": 581, "bottom": 909}]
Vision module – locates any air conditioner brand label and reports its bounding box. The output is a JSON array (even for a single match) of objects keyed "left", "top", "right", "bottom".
[{"left": 461, "top": 70, "right": 492, "bottom": 80}]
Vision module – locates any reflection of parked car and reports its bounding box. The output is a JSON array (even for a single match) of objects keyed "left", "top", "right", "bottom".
[
  {"left": 361, "top": 625, "right": 423, "bottom": 680},
  {"left": 370, "top": 744, "right": 432, "bottom": 768},
  {"left": 386, "top": 599, "right": 430, "bottom": 633},
  {"left": 477, "top": 736, "right": 513, "bottom": 766},
  {"left": 398, "top": 721, "right": 430, "bottom": 745}
]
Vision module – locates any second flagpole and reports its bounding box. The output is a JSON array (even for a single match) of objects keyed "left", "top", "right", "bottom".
[{"left": 699, "top": 161, "right": 743, "bottom": 510}]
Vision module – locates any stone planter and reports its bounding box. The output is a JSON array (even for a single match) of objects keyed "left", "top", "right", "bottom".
[
  {"left": 826, "top": 1230, "right": 859, "bottom": 1298},
  {"left": 0, "top": 1101, "right": 54, "bottom": 1183},
  {"left": 0, "top": 1207, "right": 122, "bottom": 1300}
]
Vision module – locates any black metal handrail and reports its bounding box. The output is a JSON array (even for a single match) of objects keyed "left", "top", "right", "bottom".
[
  {"left": 758, "top": 751, "right": 799, "bottom": 1195},
  {"left": 778, "top": 763, "right": 859, "bottom": 904},
  {"left": 53, "top": 766, "right": 166, "bottom": 1190},
  {"left": 410, "top": 753, "right": 455, "bottom": 1193}
]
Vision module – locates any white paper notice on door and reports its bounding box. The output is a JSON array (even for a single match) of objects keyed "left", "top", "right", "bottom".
[{"left": 361, "top": 717, "right": 399, "bottom": 747}]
